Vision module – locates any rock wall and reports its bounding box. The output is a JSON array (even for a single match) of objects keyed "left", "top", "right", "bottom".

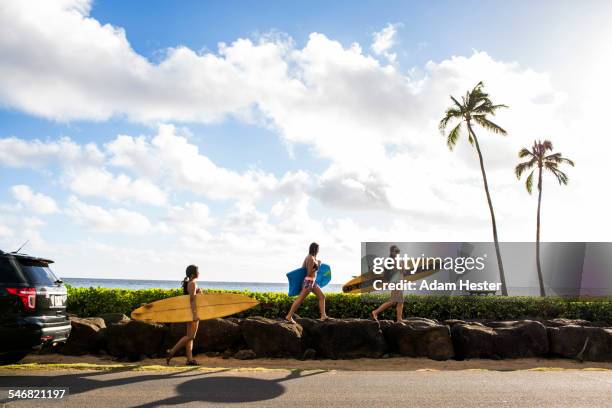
[{"left": 58, "top": 316, "right": 612, "bottom": 362}]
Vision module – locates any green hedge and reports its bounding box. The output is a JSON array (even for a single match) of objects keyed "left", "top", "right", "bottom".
[{"left": 66, "top": 285, "right": 612, "bottom": 323}]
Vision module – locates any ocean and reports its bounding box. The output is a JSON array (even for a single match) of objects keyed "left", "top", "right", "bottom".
[{"left": 62, "top": 277, "right": 343, "bottom": 293}]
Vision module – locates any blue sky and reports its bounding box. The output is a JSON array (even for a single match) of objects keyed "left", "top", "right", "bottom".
[
  {"left": 0, "top": 1, "right": 611, "bottom": 283},
  {"left": 89, "top": 0, "right": 611, "bottom": 71}
]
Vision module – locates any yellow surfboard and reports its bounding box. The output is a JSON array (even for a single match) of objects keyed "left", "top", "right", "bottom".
[
  {"left": 342, "top": 268, "right": 441, "bottom": 294},
  {"left": 130, "top": 292, "right": 259, "bottom": 323}
]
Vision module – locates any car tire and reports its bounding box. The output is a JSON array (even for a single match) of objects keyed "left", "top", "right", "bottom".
[{"left": 0, "top": 351, "right": 28, "bottom": 365}]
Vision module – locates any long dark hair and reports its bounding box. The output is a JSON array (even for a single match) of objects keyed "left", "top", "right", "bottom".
[
  {"left": 309, "top": 242, "right": 319, "bottom": 256},
  {"left": 182, "top": 265, "right": 198, "bottom": 295}
]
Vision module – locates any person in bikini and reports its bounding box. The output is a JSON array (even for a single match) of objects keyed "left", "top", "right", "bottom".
[
  {"left": 285, "top": 242, "right": 329, "bottom": 323},
  {"left": 371, "top": 245, "right": 407, "bottom": 323},
  {"left": 166, "top": 265, "right": 201, "bottom": 366}
]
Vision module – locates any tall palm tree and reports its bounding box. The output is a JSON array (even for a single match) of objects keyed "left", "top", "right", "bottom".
[
  {"left": 439, "top": 81, "right": 509, "bottom": 295},
  {"left": 515, "top": 140, "right": 574, "bottom": 297}
]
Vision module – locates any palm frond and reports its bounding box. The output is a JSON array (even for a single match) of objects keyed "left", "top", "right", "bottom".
[
  {"left": 518, "top": 148, "right": 533, "bottom": 158},
  {"left": 447, "top": 122, "right": 462, "bottom": 150},
  {"left": 542, "top": 140, "right": 553, "bottom": 151},
  {"left": 438, "top": 109, "right": 460, "bottom": 133},
  {"left": 544, "top": 152, "right": 561, "bottom": 161},
  {"left": 473, "top": 103, "right": 508, "bottom": 115},
  {"left": 515, "top": 160, "right": 535, "bottom": 179},
  {"left": 545, "top": 162, "right": 569, "bottom": 185},
  {"left": 466, "top": 82, "right": 486, "bottom": 110},
  {"left": 450, "top": 96, "right": 463, "bottom": 110},
  {"left": 544, "top": 153, "right": 574, "bottom": 167},
  {"left": 561, "top": 157, "right": 575, "bottom": 167},
  {"left": 525, "top": 170, "right": 535, "bottom": 194},
  {"left": 472, "top": 115, "right": 508, "bottom": 135}
]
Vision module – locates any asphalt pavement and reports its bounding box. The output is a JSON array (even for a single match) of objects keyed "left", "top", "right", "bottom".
[{"left": 1, "top": 368, "right": 611, "bottom": 407}]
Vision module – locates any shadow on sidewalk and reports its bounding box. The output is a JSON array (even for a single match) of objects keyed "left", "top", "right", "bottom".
[
  {"left": 133, "top": 369, "right": 326, "bottom": 407},
  {"left": 0, "top": 367, "right": 326, "bottom": 405},
  {"left": 0, "top": 366, "right": 216, "bottom": 404}
]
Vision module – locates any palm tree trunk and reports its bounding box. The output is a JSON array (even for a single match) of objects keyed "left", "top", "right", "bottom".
[
  {"left": 536, "top": 167, "right": 545, "bottom": 296},
  {"left": 466, "top": 121, "right": 508, "bottom": 295}
]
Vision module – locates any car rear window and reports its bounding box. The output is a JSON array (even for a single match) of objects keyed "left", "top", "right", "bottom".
[
  {"left": 0, "top": 257, "right": 27, "bottom": 284},
  {"left": 17, "top": 259, "right": 60, "bottom": 286}
]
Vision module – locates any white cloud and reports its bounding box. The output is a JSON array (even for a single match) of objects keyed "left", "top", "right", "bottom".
[
  {"left": 66, "top": 196, "right": 153, "bottom": 234},
  {"left": 371, "top": 23, "right": 400, "bottom": 62},
  {"left": 10, "top": 185, "right": 59, "bottom": 214},
  {"left": 0, "top": 0, "right": 256, "bottom": 122},
  {"left": 0, "top": 125, "right": 312, "bottom": 209},
  {"left": 0, "top": 1, "right": 611, "bottom": 281},
  {"left": 159, "top": 202, "right": 215, "bottom": 244},
  {"left": 0, "top": 213, "right": 47, "bottom": 253},
  {"left": 0, "top": 136, "right": 104, "bottom": 169},
  {"left": 106, "top": 124, "right": 286, "bottom": 201},
  {"left": 0, "top": 222, "right": 12, "bottom": 237},
  {"left": 66, "top": 167, "right": 167, "bottom": 206}
]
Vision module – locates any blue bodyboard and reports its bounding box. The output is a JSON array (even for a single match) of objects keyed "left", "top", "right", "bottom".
[{"left": 286, "top": 263, "right": 332, "bottom": 296}]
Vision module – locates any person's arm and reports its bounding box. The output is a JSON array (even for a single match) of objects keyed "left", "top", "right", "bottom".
[
  {"left": 188, "top": 281, "right": 199, "bottom": 321},
  {"left": 400, "top": 258, "right": 413, "bottom": 276}
]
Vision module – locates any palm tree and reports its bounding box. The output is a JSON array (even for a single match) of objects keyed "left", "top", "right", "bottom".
[
  {"left": 439, "top": 81, "right": 509, "bottom": 295},
  {"left": 515, "top": 140, "right": 574, "bottom": 297}
]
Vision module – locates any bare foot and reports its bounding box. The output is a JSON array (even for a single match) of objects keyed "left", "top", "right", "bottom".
[
  {"left": 285, "top": 316, "right": 297, "bottom": 324},
  {"left": 371, "top": 311, "right": 378, "bottom": 321},
  {"left": 319, "top": 315, "right": 331, "bottom": 321}
]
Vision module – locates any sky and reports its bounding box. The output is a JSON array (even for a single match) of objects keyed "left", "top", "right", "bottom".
[{"left": 1, "top": 0, "right": 611, "bottom": 283}]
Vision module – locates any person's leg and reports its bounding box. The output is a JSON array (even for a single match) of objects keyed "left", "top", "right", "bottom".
[
  {"left": 170, "top": 337, "right": 188, "bottom": 355},
  {"left": 395, "top": 301, "right": 404, "bottom": 323},
  {"left": 167, "top": 334, "right": 188, "bottom": 365},
  {"left": 311, "top": 284, "right": 328, "bottom": 320},
  {"left": 391, "top": 290, "right": 405, "bottom": 322},
  {"left": 168, "top": 322, "right": 191, "bottom": 359},
  {"left": 371, "top": 301, "right": 394, "bottom": 320},
  {"left": 285, "top": 287, "right": 310, "bottom": 323},
  {"left": 185, "top": 321, "right": 199, "bottom": 363}
]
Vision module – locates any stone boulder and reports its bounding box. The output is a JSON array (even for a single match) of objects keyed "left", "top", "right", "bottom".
[
  {"left": 234, "top": 349, "right": 257, "bottom": 360},
  {"left": 297, "top": 318, "right": 387, "bottom": 359},
  {"left": 451, "top": 322, "right": 495, "bottom": 359},
  {"left": 106, "top": 320, "right": 167, "bottom": 360},
  {"left": 544, "top": 318, "right": 592, "bottom": 327},
  {"left": 60, "top": 317, "right": 106, "bottom": 355},
  {"left": 165, "top": 318, "right": 243, "bottom": 355},
  {"left": 548, "top": 325, "right": 612, "bottom": 361},
  {"left": 240, "top": 317, "right": 303, "bottom": 357},
  {"left": 98, "top": 313, "right": 130, "bottom": 326},
  {"left": 385, "top": 318, "right": 453, "bottom": 360},
  {"left": 443, "top": 319, "right": 467, "bottom": 328},
  {"left": 452, "top": 320, "right": 548, "bottom": 359}
]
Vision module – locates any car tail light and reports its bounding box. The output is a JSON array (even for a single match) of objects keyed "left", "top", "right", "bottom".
[{"left": 6, "top": 287, "right": 36, "bottom": 310}]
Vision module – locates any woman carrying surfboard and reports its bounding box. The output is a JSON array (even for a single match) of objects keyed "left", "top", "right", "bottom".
[
  {"left": 166, "top": 265, "right": 201, "bottom": 366},
  {"left": 371, "top": 245, "right": 406, "bottom": 322},
  {"left": 285, "top": 242, "right": 329, "bottom": 324}
]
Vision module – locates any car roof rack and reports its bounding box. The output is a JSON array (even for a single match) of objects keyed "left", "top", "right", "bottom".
[{"left": 7, "top": 251, "right": 54, "bottom": 264}]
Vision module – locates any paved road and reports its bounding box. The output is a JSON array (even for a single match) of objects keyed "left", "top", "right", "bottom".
[{"left": 1, "top": 368, "right": 611, "bottom": 407}]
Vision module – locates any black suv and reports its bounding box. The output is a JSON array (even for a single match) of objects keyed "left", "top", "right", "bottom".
[{"left": 0, "top": 250, "right": 71, "bottom": 364}]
